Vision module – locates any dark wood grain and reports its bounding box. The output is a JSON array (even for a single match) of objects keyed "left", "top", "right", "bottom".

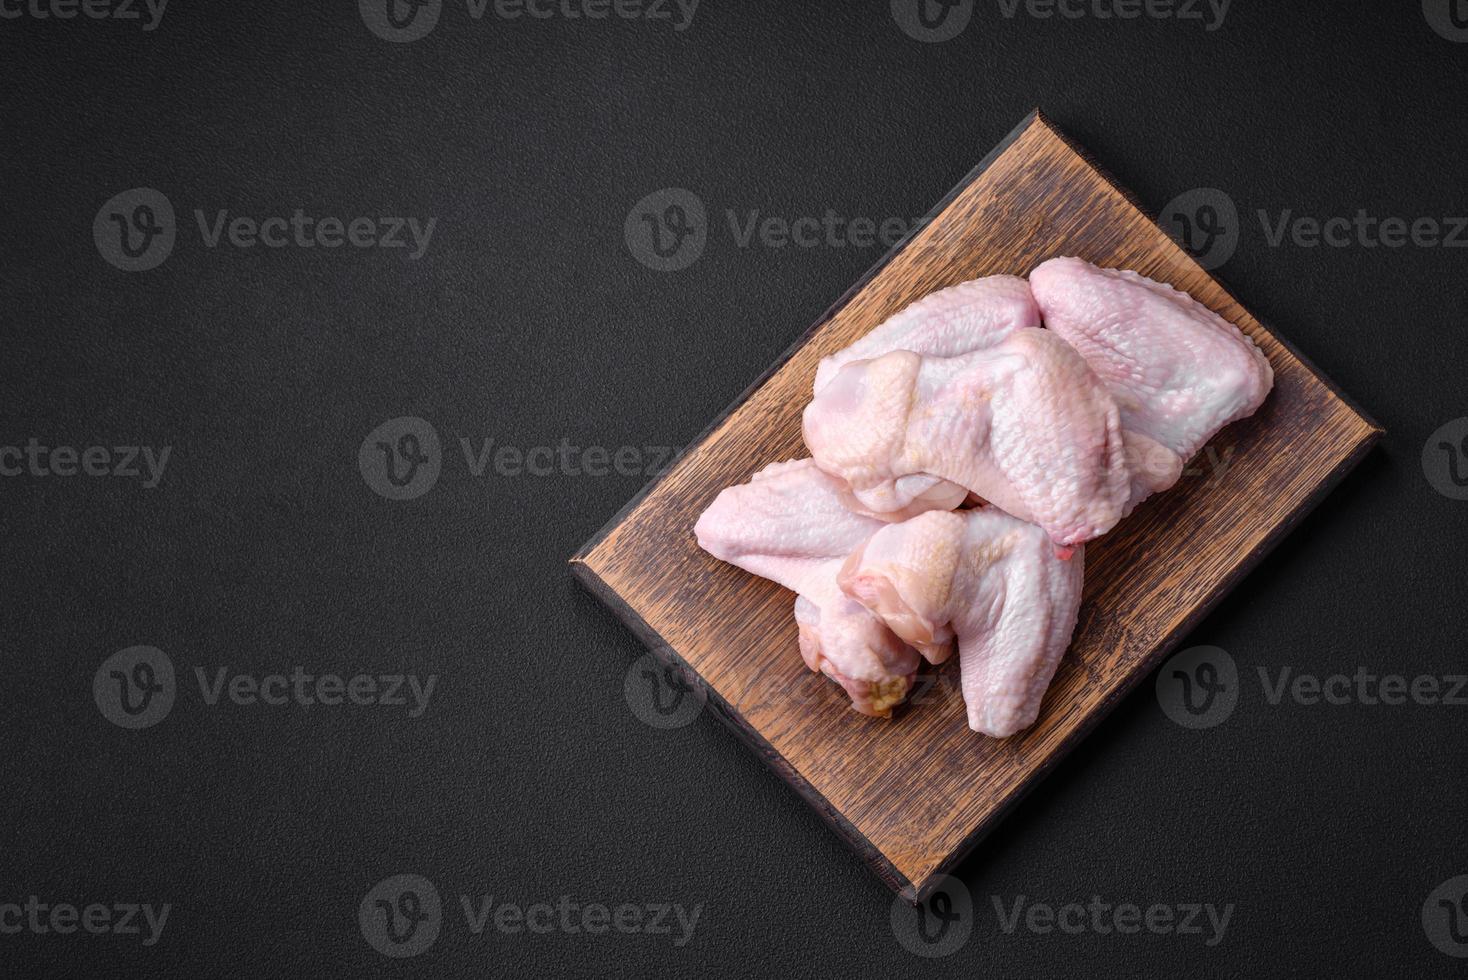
[{"left": 570, "top": 110, "right": 1382, "bottom": 903}]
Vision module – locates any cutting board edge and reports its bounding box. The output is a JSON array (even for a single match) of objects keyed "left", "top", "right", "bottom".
[
  {"left": 568, "top": 556, "right": 923, "bottom": 902},
  {"left": 572, "top": 416, "right": 1381, "bottom": 904},
  {"left": 905, "top": 417, "right": 1381, "bottom": 903}
]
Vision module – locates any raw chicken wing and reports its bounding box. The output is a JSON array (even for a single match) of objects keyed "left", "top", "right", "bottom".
[
  {"left": 1030, "top": 257, "right": 1274, "bottom": 506},
  {"left": 693, "top": 459, "right": 928, "bottom": 717},
  {"left": 803, "top": 328, "right": 1130, "bottom": 553},
  {"left": 839, "top": 508, "right": 1085, "bottom": 737},
  {"left": 813, "top": 275, "right": 1040, "bottom": 394}
]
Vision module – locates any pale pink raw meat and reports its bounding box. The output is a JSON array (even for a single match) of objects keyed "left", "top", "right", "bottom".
[
  {"left": 813, "top": 275, "right": 1040, "bottom": 394},
  {"left": 1030, "top": 257, "right": 1273, "bottom": 507},
  {"left": 839, "top": 507, "right": 1085, "bottom": 737},
  {"left": 696, "top": 261, "right": 1271, "bottom": 736},
  {"left": 802, "top": 328, "right": 1130, "bottom": 553},
  {"left": 693, "top": 459, "right": 928, "bottom": 717},
  {"left": 810, "top": 275, "right": 1040, "bottom": 520}
]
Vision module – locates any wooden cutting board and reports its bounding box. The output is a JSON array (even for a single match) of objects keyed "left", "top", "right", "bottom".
[{"left": 570, "top": 110, "right": 1381, "bottom": 902}]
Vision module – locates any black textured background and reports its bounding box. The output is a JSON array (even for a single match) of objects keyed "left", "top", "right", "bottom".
[{"left": 3, "top": 1, "right": 1467, "bottom": 976}]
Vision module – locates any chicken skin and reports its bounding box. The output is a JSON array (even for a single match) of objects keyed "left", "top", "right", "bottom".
[
  {"left": 813, "top": 274, "right": 1040, "bottom": 394},
  {"left": 803, "top": 328, "right": 1131, "bottom": 554},
  {"left": 694, "top": 261, "right": 1272, "bottom": 738},
  {"left": 1030, "top": 257, "right": 1273, "bottom": 507},
  {"left": 839, "top": 507, "right": 1085, "bottom": 737},
  {"left": 811, "top": 274, "right": 1042, "bottom": 521},
  {"left": 693, "top": 459, "right": 928, "bottom": 717}
]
